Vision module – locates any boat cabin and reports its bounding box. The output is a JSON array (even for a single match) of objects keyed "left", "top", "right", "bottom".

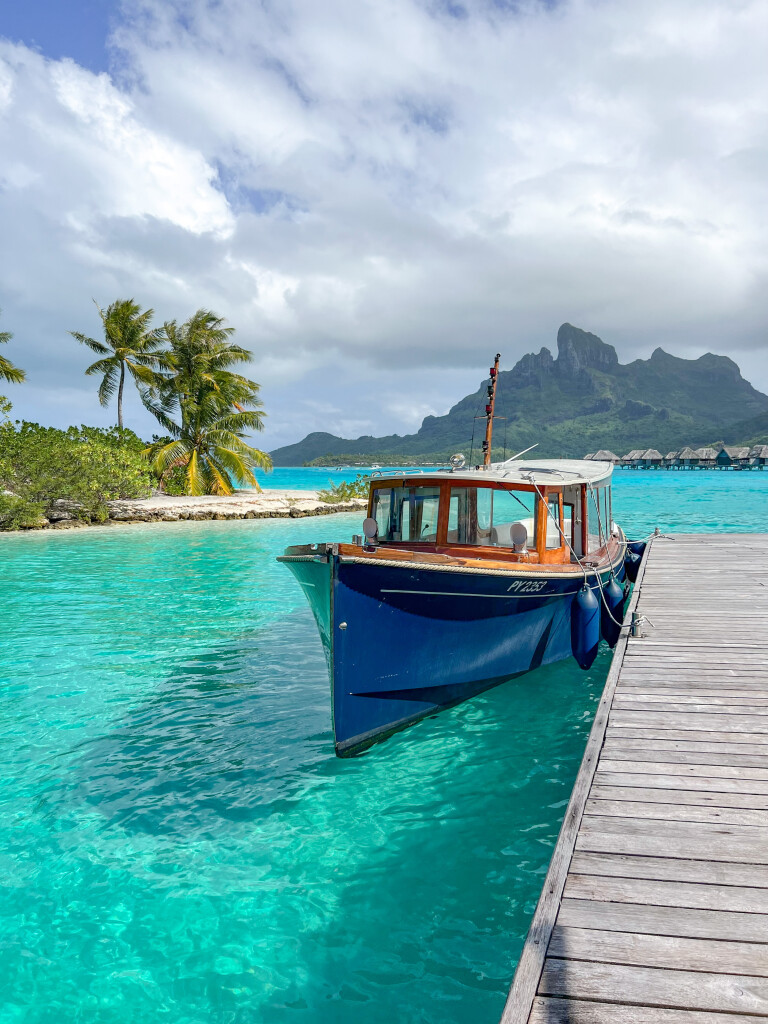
[{"left": 366, "top": 460, "right": 614, "bottom": 565}]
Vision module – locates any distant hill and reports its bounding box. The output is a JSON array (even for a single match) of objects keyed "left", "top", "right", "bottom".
[{"left": 271, "top": 324, "right": 768, "bottom": 465}]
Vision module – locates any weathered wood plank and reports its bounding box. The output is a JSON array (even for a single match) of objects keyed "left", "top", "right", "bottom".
[
  {"left": 605, "top": 735, "right": 768, "bottom": 752},
  {"left": 538, "top": 959, "right": 768, "bottom": 1015},
  {"left": 596, "top": 748, "right": 768, "bottom": 769},
  {"left": 570, "top": 850, "right": 768, "bottom": 887},
  {"left": 585, "top": 796, "right": 768, "bottom": 827},
  {"left": 613, "top": 700, "right": 768, "bottom": 715},
  {"left": 595, "top": 769, "right": 768, "bottom": 795},
  {"left": 590, "top": 784, "right": 768, "bottom": 809},
  {"left": 529, "top": 997, "right": 753, "bottom": 1024},
  {"left": 557, "top": 897, "right": 768, "bottom": 942},
  {"left": 548, "top": 925, "right": 768, "bottom": 976},
  {"left": 605, "top": 727, "right": 768, "bottom": 746},
  {"left": 616, "top": 693, "right": 768, "bottom": 707},
  {"left": 598, "top": 758, "right": 768, "bottom": 779},
  {"left": 609, "top": 711, "right": 768, "bottom": 733},
  {"left": 563, "top": 873, "right": 768, "bottom": 913},
  {"left": 575, "top": 829, "right": 768, "bottom": 864},
  {"left": 580, "top": 813, "right": 768, "bottom": 839}
]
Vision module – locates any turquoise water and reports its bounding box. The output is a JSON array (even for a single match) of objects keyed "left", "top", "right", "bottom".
[{"left": 2, "top": 471, "right": 767, "bottom": 1023}]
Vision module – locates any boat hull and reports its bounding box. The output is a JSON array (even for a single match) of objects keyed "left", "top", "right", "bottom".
[{"left": 281, "top": 549, "right": 627, "bottom": 756}]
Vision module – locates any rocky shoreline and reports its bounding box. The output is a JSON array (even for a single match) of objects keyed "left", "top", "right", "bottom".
[{"left": 30, "top": 491, "right": 368, "bottom": 529}]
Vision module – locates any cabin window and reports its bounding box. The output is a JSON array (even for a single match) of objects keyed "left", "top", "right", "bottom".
[
  {"left": 448, "top": 486, "right": 536, "bottom": 548},
  {"left": 371, "top": 486, "right": 441, "bottom": 542},
  {"left": 543, "top": 497, "right": 562, "bottom": 549},
  {"left": 563, "top": 503, "right": 575, "bottom": 549},
  {"left": 587, "top": 485, "right": 609, "bottom": 551}
]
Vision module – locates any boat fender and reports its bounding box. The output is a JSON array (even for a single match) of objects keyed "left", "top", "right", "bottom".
[
  {"left": 600, "top": 577, "right": 625, "bottom": 649},
  {"left": 571, "top": 585, "right": 600, "bottom": 670},
  {"left": 624, "top": 549, "right": 641, "bottom": 583}
]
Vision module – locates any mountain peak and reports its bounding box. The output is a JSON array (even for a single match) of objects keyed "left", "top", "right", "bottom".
[{"left": 556, "top": 323, "right": 618, "bottom": 374}]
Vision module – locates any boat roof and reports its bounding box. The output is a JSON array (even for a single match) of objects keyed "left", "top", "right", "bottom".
[{"left": 373, "top": 459, "right": 613, "bottom": 488}]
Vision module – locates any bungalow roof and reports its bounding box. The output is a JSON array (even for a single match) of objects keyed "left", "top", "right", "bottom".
[
  {"left": 642, "top": 449, "right": 663, "bottom": 460},
  {"left": 677, "top": 446, "right": 698, "bottom": 459},
  {"left": 749, "top": 444, "right": 768, "bottom": 458},
  {"left": 695, "top": 447, "right": 718, "bottom": 460},
  {"left": 721, "top": 446, "right": 750, "bottom": 459},
  {"left": 593, "top": 449, "right": 620, "bottom": 462}
]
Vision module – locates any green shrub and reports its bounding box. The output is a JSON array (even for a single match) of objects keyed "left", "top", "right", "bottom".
[
  {"left": 317, "top": 474, "right": 371, "bottom": 503},
  {"left": 0, "top": 493, "right": 46, "bottom": 530},
  {"left": 0, "top": 421, "right": 153, "bottom": 529}
]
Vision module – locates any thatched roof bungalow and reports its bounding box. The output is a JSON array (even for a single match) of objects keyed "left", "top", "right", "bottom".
[
  {"left": 749, "top": 444, "right": 768, "bottom": 466},
  {"left": 639, "top": 449, "right": 663, "bottom": 467},
  {"left": 716, "top": 446, "right": 750, "bottom": 467},
  {"left": 621, "top": 449, "right": 646, "bottom": 467},
  {"left": 663, "top": 450, "right": 679, "bottom": 465},
  {"left": 592, "top": 449, "right": 621, "bottom": 463},
  {"left": 676, "top": 446, "right": 700, "bottom": 467},
  {"left": 695, "top": 447, "right": 718, "bottom": 467}
]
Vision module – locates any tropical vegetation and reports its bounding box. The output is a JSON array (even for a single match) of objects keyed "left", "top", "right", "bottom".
[
  {"left": 0, "top": 299, "right": 273, "bottom": 529},
  {"left": 317, "top": 474, "right": 371, "bottom": 502},
  {"left": 141, "top": 310, "right": 271, "bottom": 495},
  {"left": 70, "top": 300, "right": 164, "bottom": 430},
  {"left": 0, "top": 309, "right": 25, "bottom": 387},
  {"left": 0, "top": 421, "right": 152, "bottom": 529}
]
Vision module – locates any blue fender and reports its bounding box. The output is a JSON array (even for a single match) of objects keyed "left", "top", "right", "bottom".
[
  {"left": 571, "top": 585, "right": 600, "bottom": 669},
  {"left": 600, "top": 577, "right": 625, "bottom": 648}
]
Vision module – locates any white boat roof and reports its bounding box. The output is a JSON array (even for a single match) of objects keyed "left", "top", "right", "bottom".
[{"left": 375, "top": 459, "right": 613, "bottom": 487}]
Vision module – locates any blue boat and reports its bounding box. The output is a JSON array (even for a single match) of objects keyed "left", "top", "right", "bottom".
[{"left": 279, "top": 359, "right": 630, "bottom": 756}]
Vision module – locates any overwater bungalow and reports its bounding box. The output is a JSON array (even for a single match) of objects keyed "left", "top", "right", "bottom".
[
  {"left": 716, "top": 445, "right": 750, "bottom": 468},
  {"left": 639, "top": 448, "right": 663, "bottom": 468},
  {"left": 675, "top": 446, "right": 700, "bottom": 468},
  {"left": 621, "top": 449, "right": 646, "bottom": 468},
  {"left": 592, "top": 449, "right": 621, "bottom": 463},
  {"left": 694, "top": 446, "right": 718, "bottom": 468},
  {"left": 749, "top": 444, "right": 768, "bottom": 468},
  {"left": 663, "top": 450, "right": 679, "bottom": 467}
]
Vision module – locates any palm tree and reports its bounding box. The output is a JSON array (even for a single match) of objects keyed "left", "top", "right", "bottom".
[
  {"left": 143, "top": 309, "right": 272, "bottom": 494},
  {"left": 71, "top": 299, "right": 163, "bottom": 429},
  {"left": 0, "top": 310, "right": 25, "bottom": 384}
]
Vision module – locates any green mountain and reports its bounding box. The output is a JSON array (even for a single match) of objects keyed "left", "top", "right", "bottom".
[{"left": 271, "top": 324, "right": 768, "bottom": 465}]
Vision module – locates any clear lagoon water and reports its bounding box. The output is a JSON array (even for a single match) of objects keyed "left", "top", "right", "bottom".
[{"left": 2, "top": 468, "right": 767, "bottom": 1023}]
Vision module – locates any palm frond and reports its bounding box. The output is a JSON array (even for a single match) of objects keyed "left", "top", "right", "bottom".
[
  {"left": 96, "top": 365, "right": 119, "bottom": 406},
  {"left": 70, "top": 331, "right": 110, "bottom": 356}
]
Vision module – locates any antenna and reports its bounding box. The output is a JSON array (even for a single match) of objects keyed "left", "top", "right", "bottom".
[
  {"left": 482, "top": 353, "right": 501, "bottom": 467},
  {"left": 500, "top": 442, "right": 539, "bottom": 465}
]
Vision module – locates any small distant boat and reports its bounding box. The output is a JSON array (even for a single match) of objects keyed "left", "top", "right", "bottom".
[
  {"left": 279, "top": 355, "right": 637, "bottom": 756},
  {"left": 370, "top": 464, "right": 381, "bottom": 470}
]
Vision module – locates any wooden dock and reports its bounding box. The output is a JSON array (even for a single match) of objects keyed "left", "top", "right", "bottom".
[{"left": 501, "top": 533, "right": 768, "bottom": 1023}]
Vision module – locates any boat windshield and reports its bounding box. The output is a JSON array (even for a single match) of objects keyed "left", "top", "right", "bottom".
[
  {"left": 371, "top": 486, "right": 441, "bottom": 542},
  {"left": 370, "top": 483, "right": 561, "bottom": 550},
  {"left": 448, "top": 486, "right": 539, "bottom": 547}
]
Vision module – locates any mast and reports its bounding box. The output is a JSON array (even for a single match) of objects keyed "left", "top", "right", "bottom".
[{"left": 482, "top": 353, "right": 501, "bottom": 467}]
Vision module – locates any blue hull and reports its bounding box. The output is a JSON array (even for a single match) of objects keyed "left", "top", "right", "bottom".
[{"left": 281, "top": 549, "right": 626, "bottom": 756}]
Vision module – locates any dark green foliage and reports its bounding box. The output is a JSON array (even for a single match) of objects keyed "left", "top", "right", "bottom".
[
  {"left": 272, "top": 324, "right": 768, "bottom": 465},
  {"left": 317, "top": 474, "right": 371, "bottom": 502},
  {"left": 0, "top": 421, "right": 153, "bottom": 529},
  {"left": 0, "top": 309, "right": 26, "bottom": 385}
]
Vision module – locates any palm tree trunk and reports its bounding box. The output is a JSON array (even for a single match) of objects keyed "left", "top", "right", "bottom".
[{"left": 117, "top": 361, "right": 125, "bottom": 429}]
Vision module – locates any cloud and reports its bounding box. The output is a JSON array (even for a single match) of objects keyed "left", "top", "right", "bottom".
[{"left": 1, "top": 0, "right": 767, "bottom": 450}]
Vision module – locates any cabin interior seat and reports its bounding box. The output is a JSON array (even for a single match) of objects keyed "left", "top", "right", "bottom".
[{"left": 491, "top": 522, "right": 529, "bottom": 550}]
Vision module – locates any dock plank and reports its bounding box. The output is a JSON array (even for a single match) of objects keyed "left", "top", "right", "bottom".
[{"left": 501, "top": 534, "right": 768, "bottom": 1023}]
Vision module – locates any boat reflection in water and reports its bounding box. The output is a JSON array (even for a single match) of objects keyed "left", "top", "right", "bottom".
[{"left": 278, "top": 358, "right": 635, "bottom": 756}]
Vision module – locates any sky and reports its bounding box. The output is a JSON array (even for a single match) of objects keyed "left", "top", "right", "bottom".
[{"left": 1, "top": 0, "right": 767, "bottom": 452}]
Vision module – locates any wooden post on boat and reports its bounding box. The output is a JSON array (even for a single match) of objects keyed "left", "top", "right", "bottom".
[{"left": 483, "top": 354, "right": 501, "bottom": 467}]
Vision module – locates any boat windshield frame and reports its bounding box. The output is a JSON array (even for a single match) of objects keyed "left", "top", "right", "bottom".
[{"left": 367, "top": 475, "right": 613, "bottom": 563}]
